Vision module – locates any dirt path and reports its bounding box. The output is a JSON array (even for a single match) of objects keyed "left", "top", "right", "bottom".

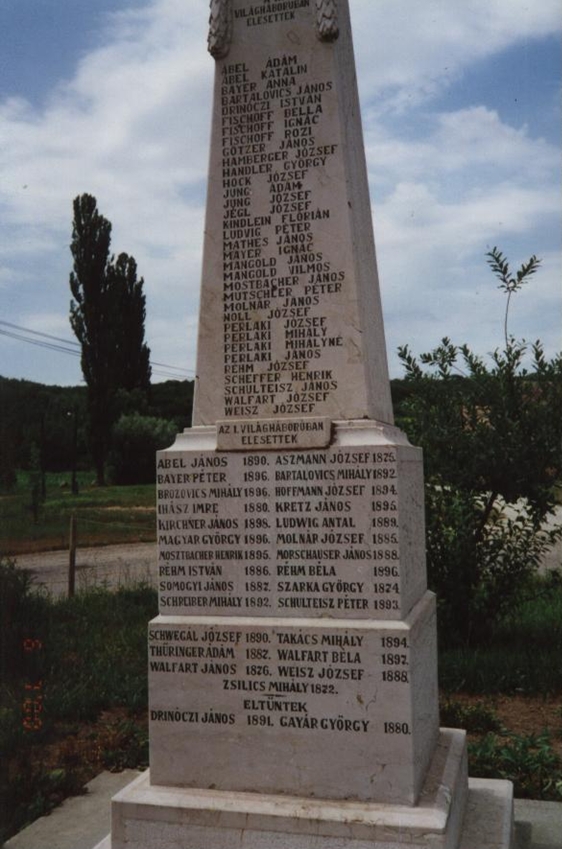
[
  {"left": 15, "top": 542, "right": 157, "bottom": 597},
  {"left": 13, "top": 507, "right": 561, "bottom": 599},
  {"left": 540, "top": 510, "right": 562, "bottom": 574}
]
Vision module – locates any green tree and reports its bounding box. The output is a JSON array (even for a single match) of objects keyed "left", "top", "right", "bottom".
[
  {"left": 109, "top": 413, "right": 176, "bottom": 484},
  {"left": 107, "top": 253, "right": 151, "bottom": 392},
  {"left": 0, "top": 429, "right": 17, "bottom": 492},
  {"left": 69, "top": 194, "right": 151, "bottom": 484},
  {"left": 398, "top": 250, "right": 562, "bottom": 644}
]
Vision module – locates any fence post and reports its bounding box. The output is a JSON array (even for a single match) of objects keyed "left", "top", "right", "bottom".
[{"left": 68, "top": 515, "right": 77, "bottom": 598}]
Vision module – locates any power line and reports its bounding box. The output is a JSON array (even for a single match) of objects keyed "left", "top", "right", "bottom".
[
  {"left": 0, "top": 328, "right": 80, "bottom": 357},
  {"left": 0, "top": 328, "right": 188, "bottom": 382},
  {"left": 151, "top": 361, "right": 194, "bottom": 374},
  {"left": 152, "top": 368, "right": 193, "bottom": 380},
  {"left": 0, "top": 320, "right": 80, "bottom": 348},
  {"left": 0, "top": 320, "right": 195, "bottom": 377}
]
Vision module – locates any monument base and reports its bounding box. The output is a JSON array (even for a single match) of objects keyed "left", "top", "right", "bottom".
[{"left": 104, "top": 729, "right": 512, "bottom": 849}]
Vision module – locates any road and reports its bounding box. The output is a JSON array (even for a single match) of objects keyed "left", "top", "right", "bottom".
[
  {"left": 539, "top": 510, "right": 562, "bottom": 574},
  {"left": 15, "top": 542, "right": 158, "bottom": 597},
  {"left": 13, "top": 508, "right": 562, "bottom": 598}
]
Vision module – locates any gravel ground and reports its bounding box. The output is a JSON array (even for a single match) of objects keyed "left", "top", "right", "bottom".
[
  {"left": 14, "top": 506, "right": 561, "bottom": 599},
  {"left": 15, "top": 542, "right": 158, "bottom": 597},
  {"left": 540, "top": 510, "right": 562, "bottom": 573}
]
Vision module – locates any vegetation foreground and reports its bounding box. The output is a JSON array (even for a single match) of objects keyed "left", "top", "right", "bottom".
[
  {"left": 0, "top": 471, "right": 155, "bottom": 555},
  {"left": 0, "top": 560, "right": 561, "bottom": 843}
]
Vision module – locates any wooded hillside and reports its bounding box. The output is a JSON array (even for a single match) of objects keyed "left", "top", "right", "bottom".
[{"left": 0, "top": 376, "right": 194, "bottom": 482}]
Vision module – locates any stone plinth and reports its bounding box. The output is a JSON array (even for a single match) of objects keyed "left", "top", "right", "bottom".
[
  {"left": 110, "top": 732, "right": 514, "bottom": 849},
  {"left": 150, "top": 420, "right": 438, "bottom": 806},
  {"left": 148, "top": 598, "right": 438, "bottom": 804},
  {"left": 156, "top": 421, "right": 427, "bottom": 621}
]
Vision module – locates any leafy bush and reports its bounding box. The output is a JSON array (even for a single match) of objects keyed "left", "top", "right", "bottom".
[
  {"left": 398, "top": 250, "right": 562, "bottom": 644},
  {"left": 469, "top": 732, "right": 562, "bottom": 801},
  {"left": 0, "top": 578, "right": 157, "bottom": 843},
  {"left": 440, "top": 699, "right": 503, "bottom": 734},
  {"left": 44, "top": 584, "right": 157, "bottom": 720},
  {"left": 0, "top": 754, "right": 87, "bottom": 843},
  {"left": 0, "top": 432, "right": 17, "bottom": 492},
  {"left": 424, "top": 484, "right": 561, "bottom": 643},
  {"left": 109, "top": 413, "right": 176, "bottom": 484},
  {"left": 0, "top": 701, "right": 25, "bottom": 761},
  {"left": 0, "top": 557, "right": 49, "bottom": 684},
  {"left": 99, "top": 717, "right": 149, "bottom": 771}
]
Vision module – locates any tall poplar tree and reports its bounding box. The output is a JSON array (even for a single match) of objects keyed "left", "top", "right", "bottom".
[
  {"left": 108, "top": 252, "right": 151, "bottom": 392},
  {"left": 69, "top": 194, "right": 151, "bottom": 485}
]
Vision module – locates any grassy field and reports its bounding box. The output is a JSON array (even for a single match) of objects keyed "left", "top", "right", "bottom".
[
  {"left": 439, "top": 573, "right": 562, "bottom": 695},
  {"left": 0, "top": 566, "right": 156, "bottom": 843},
  {"left": 0, "top": 472, "right": 156, "bottom": 554}
]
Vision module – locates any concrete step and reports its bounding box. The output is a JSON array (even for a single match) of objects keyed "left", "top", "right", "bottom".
[{"left": 4, "top": 771, "right": 561, "bottom": 849}]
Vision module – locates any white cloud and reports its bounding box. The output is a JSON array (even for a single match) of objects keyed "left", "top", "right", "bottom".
[
  {"left": 0, "top": 0, "right": 559, "bottom": 385},
  {"left": 25, "top": 312, "right": 73, "bottom": 334},
  {"left": 368, "top": 107, "right": 558, "bottom": 186},
  {"left": 377, "top": 178, "right": 561, "bottom": 374},
  {"left": 352, "top": 0, "right": 562, "bottom": 110},
  {"left": 378, "top": 181, "right": 559, "bottom": 253},
  {"left": 0, "top": 0, "right": 213, "bottom": 383}
]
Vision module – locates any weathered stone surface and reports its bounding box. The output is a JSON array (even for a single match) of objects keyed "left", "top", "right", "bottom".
[
  {"left": 216, "top": 416, "right": 332, "bottom": 450},
  {"left": 148, "top": 592, "right": 438, "bottom": 803},
  {"left": 112, "top": 731, "right": 472, "bottom": 849},
  {"left": 192, "top": 0, "right": 393, "bottom": 426},
  {"left": 156, "top": 421, "right": 426, "bottom": 621},
  {"left": 107, "top": 2, "right": 514, "bottom": 847}
]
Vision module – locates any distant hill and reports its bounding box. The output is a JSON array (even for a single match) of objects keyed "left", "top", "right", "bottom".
[{"left": 0, "top": 375, "right": 194, "bottom": 473}]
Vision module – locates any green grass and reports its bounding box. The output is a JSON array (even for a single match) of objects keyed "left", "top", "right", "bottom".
[
  {"left": 468, "top": 732, "right": 562, "bottom": 801},
  {"left": 437, "top": 578, "right": 562, "bottom": 801},
  {"left": 0, "top": 471, "right": 155, "bottom": 554},
  {"left": 440, "top": 696, "right": 562, "bottom": 801},
  {"left": 440, "top": 698, "right": 504, "bottom": 734},
  {"left": 44, "top": 585, "right": 156, "bottom": 720},
  {"left": 439, "top": 576, "right": 562, "bottom": 695},
  {"left": 0, "top": 561, "right": 157, "bottom": 842}
]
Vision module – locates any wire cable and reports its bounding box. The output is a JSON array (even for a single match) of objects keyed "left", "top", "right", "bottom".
[{"left": 0, "top": 320, "right": 195, "bottom": 377}]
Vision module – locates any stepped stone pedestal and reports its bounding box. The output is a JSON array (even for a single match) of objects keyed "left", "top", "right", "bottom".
[{"left": 106, "top": 2, "right": 514, "bottom": 847}]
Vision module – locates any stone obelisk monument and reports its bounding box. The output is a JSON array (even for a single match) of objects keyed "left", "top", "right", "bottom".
[{"left": 106, "top": 2, "right": 514, "bottom": 847}]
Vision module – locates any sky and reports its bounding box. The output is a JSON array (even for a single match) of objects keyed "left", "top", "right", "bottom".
[{"left": 0, "top": 0, "right": 560, "bottom": 386}]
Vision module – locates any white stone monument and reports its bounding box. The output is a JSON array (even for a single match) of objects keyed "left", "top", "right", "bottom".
[{"left": 103, "top": 2, "right": 514, "bottom": 847}]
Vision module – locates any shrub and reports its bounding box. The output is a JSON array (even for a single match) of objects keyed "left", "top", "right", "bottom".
[
  {"left": 469, "top": 732, "right": 562, "bottom": 801},
  {"left": 0, "top": 558, "right": 49, "bottom": 685},
  {"left": 440, "top": 699, "right": 503, "bottom": 734},
  {"left": 398, "top": 250, "right": 562, "bottom": 644},
  {"left": 0, "top": 435, "right": 17, "bottom": 492},
  {"left": 109, "top": 413, "right": 176, "bottom": 484}
]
